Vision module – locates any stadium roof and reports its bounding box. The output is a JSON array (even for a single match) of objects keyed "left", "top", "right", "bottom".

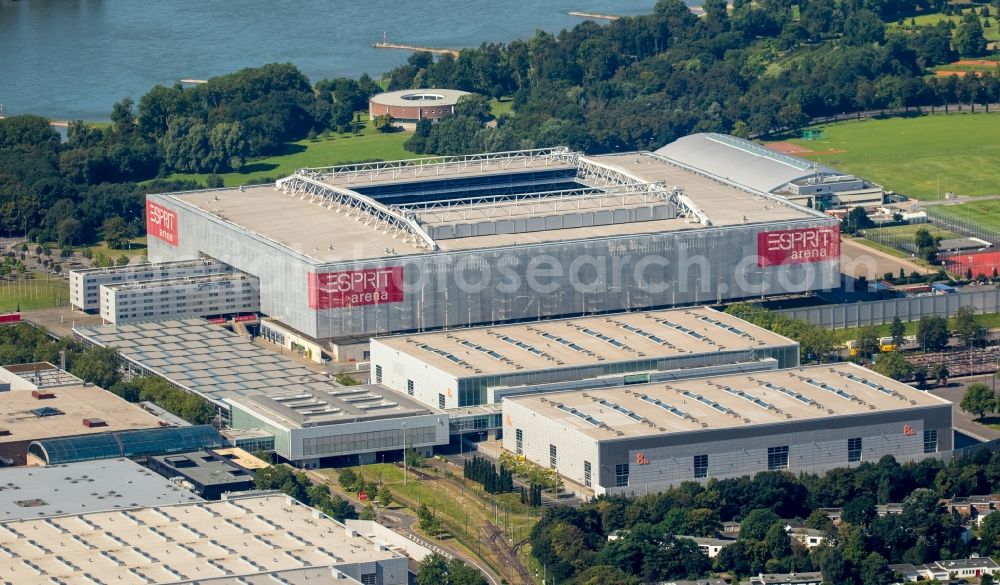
[
  {"left": 227, "top": 384, "right": 438, "bottom": 429},
  {"left": 0, "top": 385, "right": 164, "bottom": 445},
  {"left": 504, "top": 363, "right": 951, "bottom": 441},
  {"left": 74, "top": 318, "right": 340, "bottom": 406},
  {"left": 654, "top": 133, "right": 839, "bottom": 194},
  {"left": 0, "top": 493, "right": 404, "bottom": 584},
  {"left": 157, "top": 147, "right": 824, "bottom": 265},
  {"left": 369, "top": 88, "right": 470, "bottom": 107},
  {"left": 0, "top": 459, "right": 201, "bottom": 521},
  {"left": 374, "top": 306, "right": 797, "bottom": 377},
  {"left": 28, "top": 425, "right": 224, "bottom": 465}
]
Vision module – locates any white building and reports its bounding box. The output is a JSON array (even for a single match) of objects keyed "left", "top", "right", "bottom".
[
  {"left": 100, "top": 272, "right": 260, "bottom": 324},
  {"left": 370, "top": 306, "right": 800, "bottom": 412},
  {"left": 70, "top": 258, "right": 235, "bottom": 312},
  {"left": 0, "top": 493, "right": 407, "bottom": 584},
  {"left": 502, "top": 363, "right": 952, "bottom": 496},
  {"left": 227, "top": 385, "right": 449, "bottom": 467}
]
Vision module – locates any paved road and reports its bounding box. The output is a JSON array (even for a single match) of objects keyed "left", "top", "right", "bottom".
[{"left": 928, "top": 375, "right": 1000, "bottom": 442}]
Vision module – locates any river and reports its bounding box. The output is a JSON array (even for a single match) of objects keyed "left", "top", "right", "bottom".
[{"left": 0, "top": 0, "right": 662, "bottom": 121}]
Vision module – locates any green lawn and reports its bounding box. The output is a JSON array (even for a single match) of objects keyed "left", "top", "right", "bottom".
[
  {"left": 490, "top": 97, "right": 514, "bottom": 118},
  {"left": 890, "top": 8, "right": 1000, "bottom": 43},
  {"left": 0, "top": 272, "right": 70, "bottom": 312},
  {"left": 166, "top": 118, "right": 414, "bottom": 187},
  {"left": 930, "top": 200, "right": 1000, "bottom": 233},
  {"left": 769, "top": 113, "right": 1000, "bottom": 199},
  {"left": 75, "top": 237, "right": 148, "bottom": 257}
]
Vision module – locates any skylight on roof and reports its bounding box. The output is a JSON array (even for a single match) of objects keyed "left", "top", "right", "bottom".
[
  {"left": 658, "top": 320, "right": 706, "bottom": 340},
  {"left": 680, "top": 390, "right": 733, "bottom": 414},
  {"left": 842, "top": 373, "right": 901, "bottom": 398},
  {"left": 555, "top": 403, "right": 603, "bottom": 427},
  {"left": 416, "top": 343, "right": 472, "bottom": 368},
  {"left": 597, "top": 398, "right": 645, "bottom": 422},
  {"left": 460, "top": 340, "right": 508, "bottom": 362},
  {"left": 616, "top": 322, "right": 668, "bottom": 345},
  {"left": 761, "top": 382, "right": 816, "bottom": 405},
  {"left": 638, "top": 394, "right": 691, "bottom": 420},
  {"left": 802, "top": 378, "right": 858, "bottom": 402},
  {"left": 696, "top": 314, "right": 747, "bottom": 336},
  {"left": 539, "top": 331, "right": 585, "bottom": 352},
  {"left": 718, "top": 386, "right": 774, "bottom": 411},
  {"left": 498, "top": 335, "right": 553, "bottom": 359},
  {"left": 580, "top": 328, "right": 627, "bottom": 349}
]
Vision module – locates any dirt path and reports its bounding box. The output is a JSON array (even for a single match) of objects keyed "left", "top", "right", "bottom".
[{"left": 840, "top": 238, "right": 928, "bottom": 279}]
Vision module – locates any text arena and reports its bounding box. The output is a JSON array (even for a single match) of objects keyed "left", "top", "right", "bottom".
[
  {"left": 309, "top": 267, "right": 405, "bottom": 309},
  {"left": 757, "top": 226, "right": 840, "bottom": 267},
  {"left": 146, "top": 201, "right": 179, "bottom": 247}
]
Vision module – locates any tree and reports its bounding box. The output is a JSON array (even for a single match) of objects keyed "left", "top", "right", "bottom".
[
  {"left": 69, "top": 346, "right": 121, "bottom": 388},
  {"left": 56, "top": 217, "right": 83, "bottom": 246},
  {"left": 955, "top": 12, "right": 989, "bottom": 57},
  {"left": 859, "top": 552, "right": 892, "bottom": 585},
  {"left": 890, "top": 317, "right": 906, "bottom": 348},
  {"left": 955, "top": 305, "right": 986, "bottom": 348},
  {"left": 101, "top": 216, "right": 136, "bottom": 249},
  {"left": 740, "top": 508, "right": 781, "bottom": 541},
  {"left": 842, "top": 206, "right": 874, "bottom": 234},
  {"left": 916, "top": 316, "right": 949, "bottom": 352},
  {"left": 857, "top": 326, "right": 882, "bottom": 358},
  {"left": 842, "top": 10, "right": 886, "bottom": 46},
  {"left": 377, "top": 485, "right": 393, "bottom": 508},
  {"left": 872, "top": 351, "right": 913, "bottom": 381},
  {"left": 933, "top": 363, "right": 950, "bottom": 386},
  {"left": 960, "top": 383, "right": 996, "bottom": 420},
  {"left": 453, "top": 93, "right": 493, "bottom": 123},
  {"left": 417, "top": 553, "right": 488, "bottom": 585}
]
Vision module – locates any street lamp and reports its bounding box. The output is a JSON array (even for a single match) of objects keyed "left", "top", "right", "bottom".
[{"left": 402, "top": 422, "right": 408, "bottom": 486}]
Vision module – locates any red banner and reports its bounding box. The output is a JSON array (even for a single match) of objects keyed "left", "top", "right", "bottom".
[
  {"left": 0, "top": 313, "right": 21, "bottom": 324},
  {"left": 146, "top": 200, "right": 179, "bottom": 246},
  {"left": 308, "top": 267, "right": 405, "bottom": 309},
  {"left": 757, "top": 225, "right": 840, "bottom": 267}
]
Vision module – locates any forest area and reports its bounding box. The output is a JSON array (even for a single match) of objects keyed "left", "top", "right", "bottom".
[{"left": 2, "top": 0, "right": 1000, "bottom": 249}]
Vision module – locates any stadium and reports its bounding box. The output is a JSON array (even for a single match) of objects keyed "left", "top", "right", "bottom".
[{"left": 146, "top": 145, "right": 841, "bottom": 353}]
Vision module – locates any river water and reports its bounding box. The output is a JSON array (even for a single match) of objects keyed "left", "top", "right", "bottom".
[{"left": 0, "top": 0, "right": 661, "bottom": 120}]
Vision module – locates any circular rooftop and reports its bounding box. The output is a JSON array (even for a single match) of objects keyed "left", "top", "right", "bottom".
[{"left": 369, "top": 88, "right": 470, "bottom": 108}]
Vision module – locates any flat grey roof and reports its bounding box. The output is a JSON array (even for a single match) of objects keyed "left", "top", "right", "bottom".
[
  {"left": 504, "top": 363, "right": 951, "bottom": 441},
  {"left": 102, "top": 272, "right": 257, "bottom": 292},
  {"left": 74, "top": 318, "right": 344, "bottom": 406},
  {"left": 71, "top": 258, "right": 226, "bottom": 276},
  {"left": 374, "top": 306, "right": 796, "bottom": 377},
  {"left": 0, "top": 493, "right": 403, "bottom": 584},
  {"left": 159, "top": 148, "right": 821, "bottom": 265},
  {"left": 227, "top": 384, "right": 437, "bottom": 429},
  {"left": 149, "top": 450, "right": 254, "bottom": 486},
  {"left": 0, "top": 459, "right": 201, "bottom": 521}
]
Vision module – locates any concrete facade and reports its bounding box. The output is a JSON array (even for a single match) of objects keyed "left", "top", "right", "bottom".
[
  {"left": 227, "top": 385, "right": 449, "bottom": 467},
  {"left": 502, "top": 364, "right": 953, "bottom": 496},
  {"left": 370, "top": 306, "right": 800, "bottom": 410},
  {"left": 100, "top": 273, "right": 260, "bottom": 324},
  {"left": 70, "top": 258, "right": 234, "bottom": 312},
  {"left": 146, "top": 149, "right": 839, "bottom": 343}
]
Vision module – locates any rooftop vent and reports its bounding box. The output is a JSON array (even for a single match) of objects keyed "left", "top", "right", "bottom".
[
  {"left": 82, "top": 418, "right": 107, "bottom": 428},
  {"left": 31, "top": 390, "right": 56, "bottom": 400}
]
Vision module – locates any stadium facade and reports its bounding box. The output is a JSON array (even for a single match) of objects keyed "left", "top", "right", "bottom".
[{"left": 146, "top": 147, "right": 840, "bottom": 349}]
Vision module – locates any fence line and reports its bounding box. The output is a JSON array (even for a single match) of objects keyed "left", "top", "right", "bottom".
[
  {"left": 776, "top": 286, "right": 1000, "bottom": 330},
  {"left": 926, "top": 206, "right": 1000, "bottom": 247}
]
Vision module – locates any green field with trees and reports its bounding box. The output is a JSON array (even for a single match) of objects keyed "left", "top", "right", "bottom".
[
  {"left": 5, "top": 0, "right": 1000, "bottom": 249},
  {"left": 772, "top": 113, "right": 1000, "bottom": 199}
]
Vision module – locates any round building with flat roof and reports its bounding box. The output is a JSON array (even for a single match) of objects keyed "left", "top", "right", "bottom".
[{"left": 368, "top": 88, "right": 470, "bottom": 124}]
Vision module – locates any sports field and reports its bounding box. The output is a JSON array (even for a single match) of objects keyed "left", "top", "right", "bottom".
[
  {"left": 766, "top": 113, "right": 1000, "bottom": 200},
  {"left": 931, "top": 199, "right": 1000, "bottom": 233},
  {"left": 0, "top": 272, "right": 70, "bottom": 312}
]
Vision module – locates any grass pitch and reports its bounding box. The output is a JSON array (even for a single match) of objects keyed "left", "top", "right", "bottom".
[
  {"left": 768, "top": 113, "right": 1000, "bottom": 200},
  {"left": 0, "top": 272, "right": 70, "bottom": 312},
  {"left": 931, "top": 200, "right": 1000, "bottom": 233}
]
